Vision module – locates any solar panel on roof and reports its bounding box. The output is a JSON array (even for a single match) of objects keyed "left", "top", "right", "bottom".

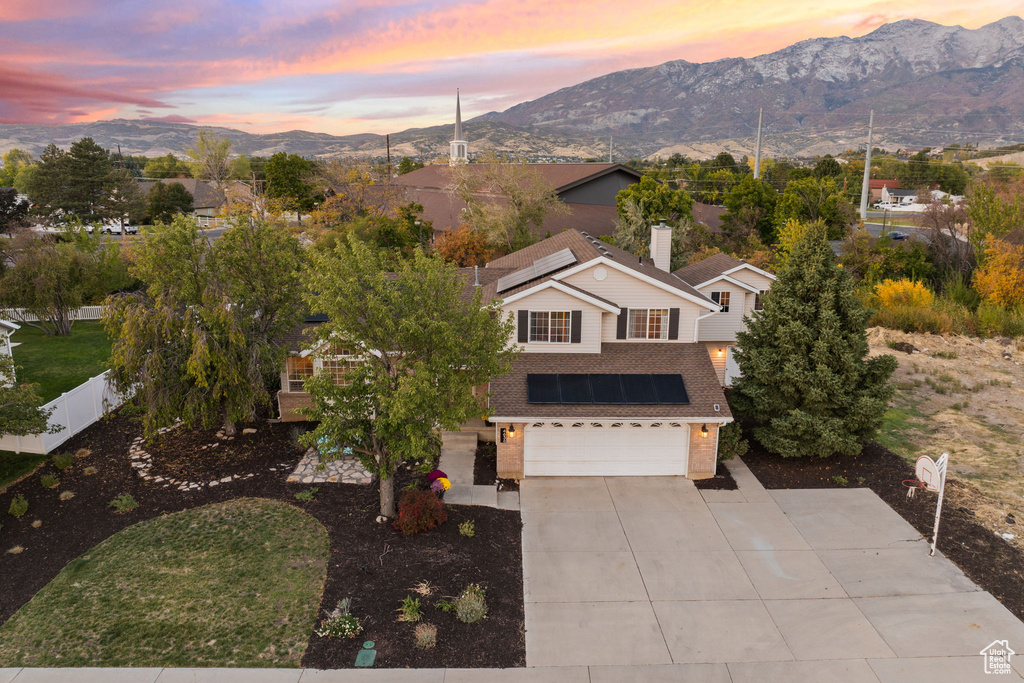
[
  {"left": 651, "top": 374, "right": 690, "bottom": 404},
  {"left": 621, "top": 374, "right": 657, "bottom": 404},
  {"left": 525, "top": 374, "right": 689, "bottom": 405},
  {"left": 589, "top": 374, "right": 623, "bottom": 403},
  {"left": 496, "top": 248, "right": 577, "bottom": 293},
  {"left": 558, "top": 374, "right": 593, "bottom": 403},
  {"left": 526, "top": 374, "right": 561, "bottom": 403}
]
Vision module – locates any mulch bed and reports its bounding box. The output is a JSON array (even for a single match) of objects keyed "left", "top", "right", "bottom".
[
  {"left": 0, "top": 412, "right": 524, "bottom": 669},
  {"left": 743, "top": 437, "right": 1024, "bottom": 623},
  {"left": 473, "top": 440, "right": 519, "bottom": 492},
  {"left": 692, "top": 462, "right": 737, "bottom": 490}
]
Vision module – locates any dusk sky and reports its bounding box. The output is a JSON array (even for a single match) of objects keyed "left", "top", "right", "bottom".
[{"left": 1, "top": 1, "right": 1020, "bottom": 136}]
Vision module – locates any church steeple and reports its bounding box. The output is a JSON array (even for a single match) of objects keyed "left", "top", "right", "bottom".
[{"left": 450, "top": 89, "right": 468, "bottom": 165}]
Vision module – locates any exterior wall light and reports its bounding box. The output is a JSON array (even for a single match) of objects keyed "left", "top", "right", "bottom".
[
  {"left": 700, "top": 424, "right": 709, "bottom": 438},
  {"left": 508, "top": 424, "right": 516, "bottom": 437},
  {"left": 717, "top": 348, "right": 725, "bottom": 357}
]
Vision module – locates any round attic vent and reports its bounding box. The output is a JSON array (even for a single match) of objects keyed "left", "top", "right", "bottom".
[{"left": 594, "top": 267, "right": 608, "bottom": 281}]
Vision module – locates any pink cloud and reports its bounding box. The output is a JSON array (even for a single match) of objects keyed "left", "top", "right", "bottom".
[{"left": 141, "top": 114, "right": 197, "bottom": 123}]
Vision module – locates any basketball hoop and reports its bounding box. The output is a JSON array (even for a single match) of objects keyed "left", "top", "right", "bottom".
[{"left": 903, "top": 479, "right": 928, "bottom": 499}]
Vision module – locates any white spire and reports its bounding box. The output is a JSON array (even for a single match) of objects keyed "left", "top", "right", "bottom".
[{"left": 450, "top": 89, "right": 468, "bottom": 165}]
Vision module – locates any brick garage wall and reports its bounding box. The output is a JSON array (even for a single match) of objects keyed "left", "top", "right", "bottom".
[
  {"left": 496, "top": 422, "right": 526, "bottom": 479},
  {"left": 687, "top": 422, "right": 719, "bottom": 479},
  {"left": 278, "top": 391, "right": 313, "bottom": 422}
]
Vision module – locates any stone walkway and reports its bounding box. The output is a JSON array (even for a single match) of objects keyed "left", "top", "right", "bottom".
[
  {"left": 287, "top": 448, "right": 373, "bottom": 485},
  {"left": 519, "top": 458, "right": 1024, "bottom": 681},
  {"left": 438, "top": 432, "right": 519, "bottom": 510}
]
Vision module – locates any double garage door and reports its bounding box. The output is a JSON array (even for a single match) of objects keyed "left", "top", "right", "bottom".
[{"left": 524, "top": 421, "right": 690, "bottom": 477}]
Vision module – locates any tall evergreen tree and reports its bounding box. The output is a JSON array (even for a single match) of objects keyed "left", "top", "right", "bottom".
[{"left": 730, "top": 222, "right": 897, "bottom": 458}]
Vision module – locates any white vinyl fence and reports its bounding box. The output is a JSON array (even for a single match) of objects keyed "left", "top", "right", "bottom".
[
  {"left": 0, "top": 306, "right": 104, "bottom": 323},
  {"left": 0, "top": 370, "right": 125, "bottom": 454}
]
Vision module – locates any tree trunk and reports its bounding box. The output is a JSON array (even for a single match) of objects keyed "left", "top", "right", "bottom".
[
  {"left": 223, "top": 413, "right": 236, "bottom": 437},
  {"left": 379, "top": 474, "right": 396, "bottom": 518}
]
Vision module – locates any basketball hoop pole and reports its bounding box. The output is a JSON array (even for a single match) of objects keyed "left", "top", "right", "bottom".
[{"left": 930, "top": 452, "right": 949, "bottom": 557}]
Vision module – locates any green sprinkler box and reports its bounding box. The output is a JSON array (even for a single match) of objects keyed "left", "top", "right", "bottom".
[{"left": 354, "top": 640, "right": 376, "bottom": 667}]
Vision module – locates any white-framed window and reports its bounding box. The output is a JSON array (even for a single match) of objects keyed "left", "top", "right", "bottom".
[
  {"left": 627, "top": 308, "right": 669, "bottom": 340},
  {"left": 286, "top": 355, "right": 314, "bottom": 393},
  {"left": 754, "top": 290, "right": 767, "bottom": 311},
  {"left": 529, "top": 311, "right": 570, "bottom": 343},
  {"left": 711, "top": 291, "right": 731, "bottom": 313},
  {"left": 315, "top": 347, "right": 363, "bottom": 387}
]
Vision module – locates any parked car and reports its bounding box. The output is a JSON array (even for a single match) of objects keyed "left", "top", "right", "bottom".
[{"left": 887, "top": 231, "right": 909, "bottom": 241}]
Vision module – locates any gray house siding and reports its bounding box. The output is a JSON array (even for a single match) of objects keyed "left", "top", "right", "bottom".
[{"left": 558, "top": 171, "right": 640, "bottom": 206}]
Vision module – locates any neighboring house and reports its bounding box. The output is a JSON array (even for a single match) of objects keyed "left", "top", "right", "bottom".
[
  {"left": 138, "top": 179, "right": 252, "bottom": 224},
  {"left": 879, "top": 187, "right": 917, "bottom": 206},
  {"left": 672, "top": 253, "right": 776, "bottom": 386},
  {"left": 277, "top": 225, "right": 775, "bottom": 481},
  {"left": 393, "top": 163, "right": 643, "bottom": 239},
  {"left": 868, "top": 179, "right": 899, "bottom": 203}
]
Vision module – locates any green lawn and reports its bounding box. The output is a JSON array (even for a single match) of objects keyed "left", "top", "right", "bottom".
[
  {"left": 10, "top": 321, "right": 112, "bottom": 403},
  {"left": 0, "top": 498, "right": 329, "bottom": 667},
  {"left": 0, "top": 451, "right": 47, "bottom": 493}
]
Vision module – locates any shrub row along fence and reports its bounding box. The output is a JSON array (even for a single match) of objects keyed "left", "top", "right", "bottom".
[
  {"left": 0, "top": 370, "right": 125, "bottom": 454},
  {"left": 0, "top": 306, "right": 105, "bottom": 323}
]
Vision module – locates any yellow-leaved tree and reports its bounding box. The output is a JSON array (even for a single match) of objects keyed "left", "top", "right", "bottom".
[
  {"left": 973, "top": 239, "right": 1024, "bottom": 308},
  {"left": 874, "top": 279, "right": 935, "bottom": 309}
]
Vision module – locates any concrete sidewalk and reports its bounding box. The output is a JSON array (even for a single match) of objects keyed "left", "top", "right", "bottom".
[{"left": 519, "top": 458, "right": 1024, "bottom": 681}]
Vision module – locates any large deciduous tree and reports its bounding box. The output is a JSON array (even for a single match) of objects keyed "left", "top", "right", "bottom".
[
  {"left": 615, "top": 175, "right": 694, "bottom": 228},
  {"left": 0, "top": 231, "right": 115, "bottom": 335},
  {"left": 722, "top": 175, "right": 779, "bottom": 243},
  {"left": 0, "top": 187, "right": 30, "bottom": 233},
  {"left": 147, "top": 182, "right": 195, "bottom": 223},
  {"left": 730, "top": 221, "right": 897, "bottom": 458},
  {"left": 104, "top": 215, "right": 306, "bottom": 437},
  {"left": 0, "top": 355, "right": 54, "bottom": 438},
  {"left": 185, "top": 130, "right": 233, "bottom": 189},
  {"left": 774, "top": 176, "right": 855, "bottom": 240},
  {"left": 447, "top": 152, "right": 566, "bottom": 253},
  {"left": 299, "top": 238, "right": 518, "bottom": 518},
  {"left": 265, "top": 152, "right": 320, "bottom": 221}
]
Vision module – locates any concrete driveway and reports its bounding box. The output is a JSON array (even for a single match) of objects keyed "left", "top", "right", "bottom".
[{"left": 520, "top": 459, "right": 1024, "bottom": 682}]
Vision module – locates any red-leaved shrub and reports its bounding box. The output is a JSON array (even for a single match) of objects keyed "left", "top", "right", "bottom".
[{"left": 392, "top": 490, "right": 448, "bottom": 535}]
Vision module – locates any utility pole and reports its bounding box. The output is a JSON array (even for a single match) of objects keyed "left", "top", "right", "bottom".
[
  {"left": 386, "top": 134, "right": 392, "bottom": 179},
  {"left": 753, "top": 108, "right": 763, "bottom": 179},
  {"left": 609, "top": 136, "right": 613, "bottom": 164},
  {"left": 859, "top": 110, "right": 875, "bottom": 221}
]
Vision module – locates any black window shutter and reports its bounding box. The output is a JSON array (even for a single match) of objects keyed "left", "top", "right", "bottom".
[
  {"left": 570, "top": 310, "right": 582, "bottom": 343},
  {"left": 668, "top": 308, "right": 680, "bottom": 340},
  {"left": 518, "top": 310, "right": 529, "bottom": 343},
  {"left": 616, "top": 308, "right": 628, "bottom": 339},
  {"left": 710, "top": 292, "right": 721, "bottom": 304}
]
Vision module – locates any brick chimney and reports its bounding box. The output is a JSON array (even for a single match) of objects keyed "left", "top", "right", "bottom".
[{"left": 650, "top": 220, "right": 672, "bottom": 272}]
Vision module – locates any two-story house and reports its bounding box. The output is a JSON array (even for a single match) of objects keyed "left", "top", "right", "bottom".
[
  {"left": 277, "top": 225, "right": 773, "bottom": 481},
  {"left": 672, "top": 253, "right": 775, "bottom": 386}
]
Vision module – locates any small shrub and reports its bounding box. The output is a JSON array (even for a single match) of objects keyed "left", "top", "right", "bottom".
[
  {"left": 31, "top": 519, "right": 42, "bottom": 528},
  {"left": 8, "top": 495, "right": 28, "bottom": 517},
  {"left": 414, "top": 623, "right": 438, "bottom": 649},
  {"left": 871, "top": 304, "right": 951, "bottom": 334},
  {"left": 59, "top": 491, "right": 75, "bottom": 501},
  {"left": 39, "top": 473, "right": 59, "bottom": 489},
  {"left": 83, "top": 466, "right": 98, "bottom": 476},
  {"left": 856, "top": 476, "right": 866, "bottom": 485},
  {"left": 52, "top": 452, "right": 74, "bottom": 470},
  {"left": 454, "top": 584, "right": 488, "bottom": 624},
  {"left": 315, "top": 598, "right": 362, "bottom": 639},
  {"left": 717, "top": 422, "right": 748, "bottom": 461},
  {"left": 294, "top": 487, "right": 319, "bottom": 502},
  {"left": 397, "top": 596, "right": 423, "bottom": 622},
  {"left": 459, "top": 520, "right": 476, "bottom": 538},
  {"left": 951, "top": 401, "right": 968, "bottom": 411},
  {"left": 930, "top": 350, "right": 958, "bottom": 359},
  {"left": 435, "top": 598, "right": 456, "bottom": 613},
  {"left": 108, "top": 493, "right": 138, "bottom": 513},
  {"left": 974, "top": 302, "right": 1024, "bottom": 338},
  {"left": 393, "top": 489, "right": 448, "bottom": 536},
  {"left": 74, "top": 448, "right": 91, "bottom": 459},
  {"left": 875, "top": 279, "right": 935, "bottom": 308},
  {"left": 410, "top": 580, "right": 435, "bottom": 597},
  {"left": 7, "top": 546, "right": 24, "bottom": 555},
  {"left": 831, "top": 475, "right": 849, "bottom": 486}
]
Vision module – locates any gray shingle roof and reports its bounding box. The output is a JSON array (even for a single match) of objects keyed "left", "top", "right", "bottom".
[
  {"left": 489, "top": 342, "right": 730, "bottom": 419},
  {"left": 672, "top": 253, "right": 746, "bottom": 286}
]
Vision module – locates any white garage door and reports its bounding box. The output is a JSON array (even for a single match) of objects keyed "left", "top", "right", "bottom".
[{"left": 524, "top": 421, "right": 689, "bottom": 477}]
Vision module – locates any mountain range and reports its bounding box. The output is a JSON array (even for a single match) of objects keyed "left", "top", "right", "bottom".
[{"left": 1, "top": 16, "right": 1023, "bottom": 161}]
